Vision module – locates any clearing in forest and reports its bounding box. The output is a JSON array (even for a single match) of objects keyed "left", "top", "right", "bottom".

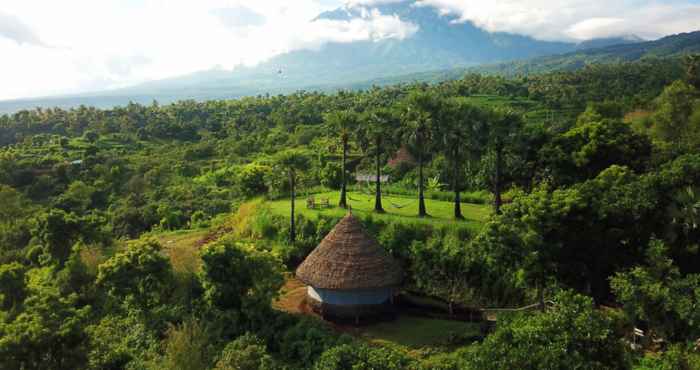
[{"left": 267, "top": 191, "right": 491, "bottom": 228}]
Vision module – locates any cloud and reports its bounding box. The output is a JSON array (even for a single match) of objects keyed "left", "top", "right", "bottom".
[
  {"left": 298, "top": 8, "right": 419, "bottom": 49},
  {"left": 416, "top": 0, "right": 700, "bottom": 41},
  {"left": 0, "top": 11, "right": 48, "bottom": 47},
  {"left": 106, "top": 55, "right": 152, "bottom": 77},
  {"left": 210, "top": 6, "right": 266, "bottom": 28},
  {"left": 1, "top": 0, "right": 699, "bottom": 101},
  {"left": 346, "top": 0, "right": 408, "bottom": 6}
]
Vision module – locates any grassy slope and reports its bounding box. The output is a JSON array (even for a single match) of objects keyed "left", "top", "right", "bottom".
[
  {"left": 354, "top": 316, "right": 480, "bottom": 351},
  {"left": 267, "top": 191, "right": 491, "bottom": 228}
]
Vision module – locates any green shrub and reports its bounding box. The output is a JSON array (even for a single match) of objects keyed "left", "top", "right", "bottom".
[
  {"left": 465, "top": 291, "right": 630, "bottom": 370},
  {"left": 313, "top": 343, "right": 416, "bottom": 370},
  {"left": 634, "top": 343, "right": 700, "bottom": 370},
  {"left": 214, "top": 333, "right": 275, "bottom": 370},
  {"left": 278, "top": 317, "right": 350, "bottom": 367},
  {"left": 159, "top": 319, "right": 213, "bottom": 370}
]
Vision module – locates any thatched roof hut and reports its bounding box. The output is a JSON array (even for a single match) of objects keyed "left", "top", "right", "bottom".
[{"left": 296, "top": 213, "right": 402, "bottom": 319}]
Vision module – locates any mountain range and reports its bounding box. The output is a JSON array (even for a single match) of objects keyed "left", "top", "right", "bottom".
[{"left": 0, "top": 0, "right": 698, "bottom": 114}]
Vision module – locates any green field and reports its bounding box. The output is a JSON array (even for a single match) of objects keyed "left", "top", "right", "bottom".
[
  {"left": 354, "top": 315, "right": 481, "bottom": 350},
  {"left": 267, "top": 191, "right": 491, "bottom": 228}
]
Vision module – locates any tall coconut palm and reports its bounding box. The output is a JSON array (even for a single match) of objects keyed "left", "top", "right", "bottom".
[
  {"left": 486, "top": 107, "right": 523, "bottom": 215},
  {"left": 273, "top": 149, "right": 310, "bottom": 242},
  {"left": 437, "top": 99, "right": 485, "bottom": 219},
  {"left": 403, "top": 91, "right": 440, "bottom": 218},
  {"left": 324, "top": 110, "right": 358, "bottom": 209},
  {"left": 361, "top": 108, "right": 399, "bottom": 213}
]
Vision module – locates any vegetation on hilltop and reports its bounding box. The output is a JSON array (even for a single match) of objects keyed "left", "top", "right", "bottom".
[{"left": 0, "top": 55, "right": 699, "bottom": 369}]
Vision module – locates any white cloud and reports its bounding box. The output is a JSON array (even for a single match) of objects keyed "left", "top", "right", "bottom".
[
  {"left": 0, "top": 0, "right": 699, "bottom": 100},
  {"left": 0, "top": 11, "right": 48, "bottom": 47},
  {"left": 416, "top": 0, "right": 700, "bottom": 41},
  {"left": 0, "top": 0, "right": 421, "bottom": 100}
]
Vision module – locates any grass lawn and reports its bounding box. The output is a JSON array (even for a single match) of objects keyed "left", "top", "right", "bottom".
[
  {"left": 267, "top": 191, "right": 491, "bottom": 228},
  {"left": 149, "top": 229, "right": 211, "bottom": 274},
  {"left": 351, "top": 315, "right": 481, "bottom": 351}
]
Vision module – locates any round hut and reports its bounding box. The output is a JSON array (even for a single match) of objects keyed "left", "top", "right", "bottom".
[{"left": 296, "top": 213, "right": 402, "bottom": 320}]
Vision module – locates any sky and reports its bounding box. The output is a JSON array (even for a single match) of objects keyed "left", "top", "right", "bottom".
[{"left": 0, "top": 0, "right": 699, "bottom": 100}]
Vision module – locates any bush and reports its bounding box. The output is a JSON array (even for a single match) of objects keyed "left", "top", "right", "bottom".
[
  {"left": 199, "top": 239, "right": 284, "bottom": 315},
  {"left": 635, "top": 343, "right": 700, "bottom": 370},
  {"left": 465, "top": 291, "right": 630, "bottom": 370},
  {"left": 214, "top": 333, "right": 275, "bottom": 370},
  {"left": 313, "top": 343, "right": 415, "bottom": 370},
  {"left": 96, "top": 238, "right": 174, "bottom": 311},
  {"left": 320, "top": 162, "right": 343, "bottom": 190},
  {"left": 278, "top": 317, "right": 350, "bottom": 367},
  {"left": 237, "top": 164, "right": 272, "bottom": 198},
  {"left": 86, "top": 314, "right": 159, "bottom": 370},
  {"left": 159, "top": 319, "right": 213, "bottom": 370}
]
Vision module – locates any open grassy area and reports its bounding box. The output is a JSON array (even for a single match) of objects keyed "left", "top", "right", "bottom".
[
  {"left": 267, "top": 191, "right": 491, "bottom": 228},
  {"left": 150, "top": 229, "right": 210, "bottom": 274},
  {"left": 354, "top": 315, "right": 481, "bottom": 350}
]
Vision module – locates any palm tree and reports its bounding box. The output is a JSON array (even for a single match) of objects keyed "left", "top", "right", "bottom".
[
  {"left": 486, "top": 108, "right": 523, "bottom": 215},
  {"left": 273, "top": 149, "right": 310, "bottom": 242},
  {"left": 324, "top": 111, "right": 358, "bottom": 209},
  {"left": 437, "top": 99, "right": 484, "bottom": 219},
  {"left": 362, "top": 108, "right": 398, "bottom": 213},
  {"left": 404, "top": 91, "right": 440, "bottom": 218}
]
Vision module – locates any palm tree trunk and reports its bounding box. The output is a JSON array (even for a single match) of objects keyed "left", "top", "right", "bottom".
[
  {"left": 453, "top": 149, "right": 464, "bottom": 219},
  {"left": 375, "top": 137, "right": 384, "bottom": 213},
  {"left": 494, "top": 145, "right": 503, "bottom": 215},
  {"left": 290, "top": 171, "right": 296, "bottom": 242},
  {"left": 339, "top": 137, "right": 348, "bottom": 209},
  {"left": 418, "top": 150, "right": 427, "bottom": 217}
]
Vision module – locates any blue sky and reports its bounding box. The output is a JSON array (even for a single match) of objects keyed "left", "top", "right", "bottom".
[{"left": 0, "top": 0, "right": 699, "bottom": 100}]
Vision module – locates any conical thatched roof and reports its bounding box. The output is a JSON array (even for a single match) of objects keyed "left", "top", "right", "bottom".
[{"left": 296, "top": 213, "right": 402, "bottom": 290}]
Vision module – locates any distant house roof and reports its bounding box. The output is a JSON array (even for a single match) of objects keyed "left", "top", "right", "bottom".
[
  {"left": 387, "top": 146, "right": 415, "bottom": 168},
  {"left": 296, "top": 213, "right": 402, "bottom": 290},
  {"left": 355, "top": 174, "right": 390, "bottom": 183}
]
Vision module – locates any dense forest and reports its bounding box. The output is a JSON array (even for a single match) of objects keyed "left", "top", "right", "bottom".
[{"left": 1, "top": 55, "right": 700, "bottom": 369}]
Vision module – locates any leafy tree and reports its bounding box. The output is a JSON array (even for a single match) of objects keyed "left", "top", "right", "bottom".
[
  {"left": 0, "top": 291, "right": 91, "bottom": 370},
  {"left": 313, "top": 343, "right": 415, "bottom": 370},
  {"left": 324, "top": 110, "right": 358, "bottom": 209},
  {"left": 86, "top": 314, "right": 159, "bottom": 370},
  {"left": 55, "top": 181, "right": 96, "bottom": 213},
  {"left": 651, "top": 80, "right": 699, "bottom": 147},
  {"left": 684, "top": 54, "right": 700, "bottom": 90},
  {"left": 237, "top": 164, "right": 272, "bottom": 198},
  {"left": 199, "top": 239, "right": 283, "bottom": 315},
  {"left": 465, "top": 291, "right": 628, "bottom": 370},
  {"left": 0, "top": 263, "right": 26, "bottom": 312},
  {"left": 0, "top": 185, "right": 31, "bottom": 255},
  {"left": 410, "top": 237, "right": 473, "bottom": 314},
  {"left": 96, "top": 238, "right": 173, "bottom": 311},
  {"left": 215, "top": 333, "right": 275, "bottom": 370},
  {"left": 31, "top": 209, "right": 84, "bottom": 266},
  {"left": 540, "top": 118, "right": 652, "bottom": 186},
  {"left": 272, "top": 149, "right": 310, "bottom": 242},
  {"left": 611, "top": 239, "right": 700, "bottom": 341}
]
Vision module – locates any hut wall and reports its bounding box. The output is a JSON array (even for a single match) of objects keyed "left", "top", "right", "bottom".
[{"left": 308, "top": 286, "right": 391, "bottom": 306}]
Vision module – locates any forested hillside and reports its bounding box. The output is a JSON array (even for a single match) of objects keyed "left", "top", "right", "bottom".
[
  {"left": 476, "top": 30, "right": 700, "bottom": 76},
  {"left": 1, "top": 55, "right": 700, "bottom": 369}
]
